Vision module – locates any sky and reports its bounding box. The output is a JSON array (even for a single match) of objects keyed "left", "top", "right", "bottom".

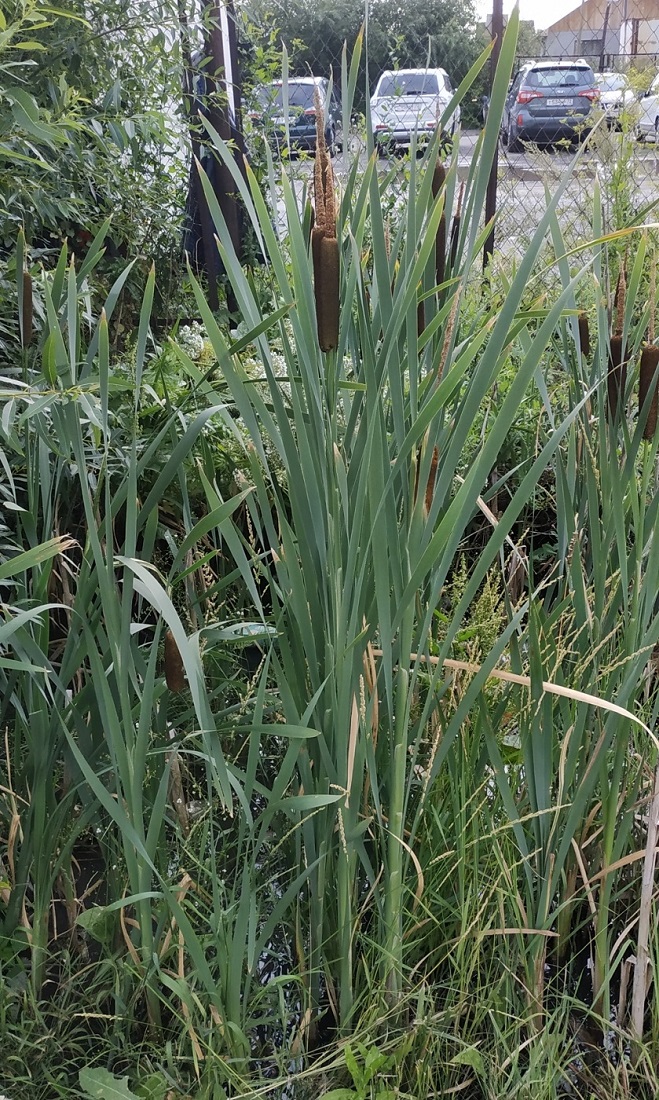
[{"left": 474, "top": 0, "right": 578, "bottom": 32}]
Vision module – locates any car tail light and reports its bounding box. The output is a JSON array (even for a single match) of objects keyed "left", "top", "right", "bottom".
[
  {"left": 517, "top": 89, "right": 543, "bottom": 104},
  {"left": 304, "top": 107, "right": 317, "bottom": 116},
  {"left": 579, "top": 88, "right": 600, "bottom": 101}
]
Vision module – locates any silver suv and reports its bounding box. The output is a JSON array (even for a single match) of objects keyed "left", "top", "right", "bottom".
[
  {"left": 502, "top": 60, "right": 599, "bottom": 151},
  {"left": 369, "top": 68, "right": 460, "bottom": 153}
]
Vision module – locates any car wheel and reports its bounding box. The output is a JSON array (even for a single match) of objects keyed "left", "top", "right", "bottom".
[
  {"left": 655, "top": 116, "right": 659, "bottom": 144},
  {"left": 327, "top": 126, "right": 337, "bottom": 157},
  {"left": 507, "top": 118, "right": 523, "bottom": 153}
]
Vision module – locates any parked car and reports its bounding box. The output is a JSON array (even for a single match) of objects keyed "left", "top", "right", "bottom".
[
  {"left": 369, "top": 68, "right": 460, "bottom": 153},
  {"left": 501, "top": 60, "right": 599, "bottom": 152},
  {"left": 595, "top": 71, "right": 638, "bottom": 128},
  {"left": 637, "top": 72, "right": 659, "bottom": 142},
  {"left": 250, "top": 77, "right": 342, "bottom": 155}
]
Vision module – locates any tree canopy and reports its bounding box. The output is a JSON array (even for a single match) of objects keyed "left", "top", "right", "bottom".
[{"left": 241, "top": 0, "right": 484, "bottom": 98}]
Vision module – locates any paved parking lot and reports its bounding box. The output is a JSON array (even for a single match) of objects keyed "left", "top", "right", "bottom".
[{"left": 274, "top": 128, "right": 659, "bottom": 254}]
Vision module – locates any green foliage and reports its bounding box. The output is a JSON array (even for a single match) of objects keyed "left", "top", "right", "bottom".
[
  {"left": 3, "top": 15, "right": 659, "bottom": 1100},
  {"left": 241, "top": 0, "right": 483, "bottom": 113},
  {"left": 79, "top": 1067, "right": 140, "bottom": 1100},
  {"left": 0, "top": 0, "right": 187, "bottom": 328}
]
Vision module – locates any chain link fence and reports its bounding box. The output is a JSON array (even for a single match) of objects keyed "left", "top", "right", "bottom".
[
  {"left": 494, "top": 35, "right": 659, "bottom": 259},
  {"left": 191, "top": 5, "right": 659, "bottom": 277}
]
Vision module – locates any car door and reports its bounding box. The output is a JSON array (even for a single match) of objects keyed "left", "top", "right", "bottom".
[
  {"left": 639, "top": 74, "right": 659, "bottom": 138},
  {"left": 330, "top": 89, "right": 343, "bottom": 149},
  {"left": 503, "top": 72, "right": 523, "bottom": 134}
]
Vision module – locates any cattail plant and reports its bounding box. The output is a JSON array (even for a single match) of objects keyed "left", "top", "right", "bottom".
[
  {"left": 449, "top": 180, "right": 465, "bottom": 271},
  {"left": 639, "top": 258, "right": 658, "bottom": 440},
  {"left": 312, "top": 89, "right": 339, "bottom": 352},
  {"left": 607, "top": 263, "right": 627, "bottom": 421},
  {"left": 432, "top": 158, "right": 446, "bottom": 290},
  {"left": 577, "top": 310, "right": 590, "bottom": 360},
  {"left": 164, "top": 628, "right": 186, "bottom": 692}
]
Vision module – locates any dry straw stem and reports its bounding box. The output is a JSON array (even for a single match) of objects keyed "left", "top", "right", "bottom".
[
  {"left": 631, "top": 761, "right": 659, "bottom": 1055},
  {"left": 312, "top": 87, "right": 339, "bottom": 352},
  {"left": 371, "top": 650, "right": 658, "bottom": 746}
]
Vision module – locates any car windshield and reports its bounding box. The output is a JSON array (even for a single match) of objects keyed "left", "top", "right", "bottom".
[
  {"left": 257, "top": 83, "right": 318, "bottom": 111},
  {"left": 377, "top": 73, "right": 439, "bottom": 97},
  {"left": 525, "top": 67, "right": 593, "bottom": 89},
  {"left": 597, "top": 74, "right": 626, "bottom": 91}
]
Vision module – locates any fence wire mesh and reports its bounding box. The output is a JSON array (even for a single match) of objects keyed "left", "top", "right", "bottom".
[{"left": 192, "top": 5, "right": 659, "bottom": 273}]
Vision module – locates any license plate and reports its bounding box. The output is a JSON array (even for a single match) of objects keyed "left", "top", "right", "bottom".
[{"left": 546, "top": 97, "right": 571, "bottom": 106}]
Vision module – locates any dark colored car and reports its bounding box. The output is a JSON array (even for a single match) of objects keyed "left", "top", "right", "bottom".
[
  {"left": 251, "top": 77, "right": 342, "bottom": 155},
  {"left": 501, "top": 61, "right": 599, "bottom": 152}
]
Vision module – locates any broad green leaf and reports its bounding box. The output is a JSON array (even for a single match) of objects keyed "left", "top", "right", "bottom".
[{"left": 78, "top": 1067, "right": 139, "bottom": 1100}]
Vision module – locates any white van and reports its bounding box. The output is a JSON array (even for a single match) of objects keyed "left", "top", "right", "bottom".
[{"left": 370, "top": 68, "right": 460, "bottom": 153}]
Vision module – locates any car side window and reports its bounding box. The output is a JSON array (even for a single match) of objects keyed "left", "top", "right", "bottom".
[{"left": 508, "top": 73, "right": 523, "bottom": 100}]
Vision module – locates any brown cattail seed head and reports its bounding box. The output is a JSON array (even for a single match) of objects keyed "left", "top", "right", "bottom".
[
  {"left": 639, "top": 344, "right": 659, "bottom": 440},
  {"left": 432, "top": 159, "right": 446, "bottom": 289},
  {"left": 164, "top": 630, "right": 186, "bottom": 693},
  {"left": 316, "top": 235, "right": 340, "bottom": 352},
  {"left": 417, "top": 297, "right": 425, "bottom": 338},
  {"left": 607, "top": 335, "right": 627, "bottom": 421},
  {"left": 22, "top": 270, "right": 33, "bottom": 348},
  {"left": 577, "top": 312, "right": 590, "bottom": 360},
  {"left": 312, "top": 86, "right": 339, "bottom": 352},
  {"left": 431, "top": 159, "right": 446, "bottom": 198},
  {"left": 613, "top": 263, "right": 627, "bottom": 337},
  {"left": 449, "top": 181, "right": 464, "bottom": 270}
]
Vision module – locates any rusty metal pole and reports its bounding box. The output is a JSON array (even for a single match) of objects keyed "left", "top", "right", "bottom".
[
  {"left": 483, "top": 0, "right": 504, "bottom": 270},
  {"left": 177, "top": 0, "right": 219, "bottom": 309},
  {"left": 204, "top": 0, "right": 242, "bottom": 264},
  {"left": 599, "top": 2, "right": 611, "bottom": 72}
]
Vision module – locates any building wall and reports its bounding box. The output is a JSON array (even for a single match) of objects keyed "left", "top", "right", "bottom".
[
  {"left": 548, "top": 0, "right": 659, "bottom": 35},
  {"left": 624, "top": 19, "right": 659, "bottom": 56},
  {"left": 544, "top": 26, "right": 622, "bottom": 60}
]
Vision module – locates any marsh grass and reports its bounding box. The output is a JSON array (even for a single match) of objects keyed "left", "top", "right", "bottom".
[{"left": 2, "top": 14, "right": 659, "bottom": 1098}]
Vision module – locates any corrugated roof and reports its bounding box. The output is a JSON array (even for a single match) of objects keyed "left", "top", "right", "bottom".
[{"left": 547, "top": 0, "right": 658, "bottom": 34}]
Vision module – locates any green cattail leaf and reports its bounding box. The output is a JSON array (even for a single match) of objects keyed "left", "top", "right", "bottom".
[
  {"left": 42, "top": 331, "right": 57, "bottom": 385},
  {"left": 21, "top": 269, "right": 33, "bottom": 348},
  {"left": 607, "top": 334, "right": 626, "bottom": 421}
]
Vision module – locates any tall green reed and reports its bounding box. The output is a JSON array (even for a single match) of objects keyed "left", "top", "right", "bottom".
[
  {"left": 174, "top": 11, "right": 656, "bottom": 1037},
  {"left": 1, "top": 233, "right": 278, "bottom": 1056}
]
